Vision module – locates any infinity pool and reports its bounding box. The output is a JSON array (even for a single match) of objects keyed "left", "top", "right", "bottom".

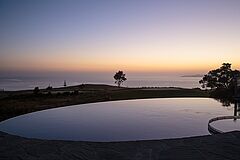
[{"left": 0, "top": 98, "right": 239, "bottom": 141}]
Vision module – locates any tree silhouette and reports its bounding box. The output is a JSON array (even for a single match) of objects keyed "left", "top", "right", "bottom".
[
  {"left": 33, "top": 87, "right": 40, "bottom": 95},
  {"left": 199, "top": 63, "right": 240, "bottom": 90},
  {"left": 114, "top": 71, "right": 127, "bottom": 87},
  {"left": 46, "top": 85, "right": 52, "bottom": 95}
]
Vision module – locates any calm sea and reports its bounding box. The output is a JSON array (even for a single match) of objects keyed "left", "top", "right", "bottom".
[{"left": 0, "top": 74, "right": 202, "bottom": 91}]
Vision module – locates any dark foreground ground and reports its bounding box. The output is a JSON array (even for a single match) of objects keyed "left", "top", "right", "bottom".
[
  {"left": 3, "top": 84, "right": 234, "bottom": 159},
  {"left": 1, "top": 131, "right": 240, "bottom": 160}
]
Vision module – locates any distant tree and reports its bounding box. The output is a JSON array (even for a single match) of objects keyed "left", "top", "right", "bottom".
[
  {"left": 114, "top": 71, "right": 127, "bottom": 87},
  {"left": 46, "top": 85, "right": 53, "bottom": 95},
  {"left": 199, "top": 63, "right": 240, "bottom": 90},
  {"left": 33, "top": 87, "right": 40, "bottom": 95},
  {"left": 46, "top": 85, "right": 53, "bottom": 90}
]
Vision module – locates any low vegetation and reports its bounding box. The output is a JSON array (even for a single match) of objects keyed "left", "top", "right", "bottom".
[{"left": 0, "top": 84, "right": 208, "bottom": 121}]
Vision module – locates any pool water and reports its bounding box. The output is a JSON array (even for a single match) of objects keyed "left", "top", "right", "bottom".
[
  {"left": 211, "top": 119, "right": 240, "bottom": 132},
  {"left": 0, "top": 98, "right": 239, "bottom": 141}
]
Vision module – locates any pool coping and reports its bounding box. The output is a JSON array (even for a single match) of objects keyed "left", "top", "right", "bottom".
[{"left": 1, "top": 131, "right": 240, "bottom": 159}]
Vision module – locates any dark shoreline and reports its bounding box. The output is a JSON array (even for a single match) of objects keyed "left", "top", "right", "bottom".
[{"left": 0, "top": 84, "right": 209, "bottom": 122}]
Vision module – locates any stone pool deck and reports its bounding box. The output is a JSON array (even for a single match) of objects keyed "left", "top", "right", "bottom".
[{"left": 1, "top": 131, "right": 240, "bottom": 160}]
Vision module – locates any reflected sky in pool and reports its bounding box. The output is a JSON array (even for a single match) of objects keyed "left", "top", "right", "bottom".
[
  {"left": 0, "top": 98, "right": 237, "bottom": 141},
  {"left": 211, "top": 119, "right": 240, "bottom": 132}
]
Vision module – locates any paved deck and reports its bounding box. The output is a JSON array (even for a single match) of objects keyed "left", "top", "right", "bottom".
[{"left": 1, "top": 131, "right": 240, "bottom": 160}]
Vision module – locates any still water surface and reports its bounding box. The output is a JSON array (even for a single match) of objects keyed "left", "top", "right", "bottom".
[
  {"left": 0, "top": 75, "right": 200, "bottom": 91},
  {"left": 0, "top": 98, "right": 239, "bottom": 141}
]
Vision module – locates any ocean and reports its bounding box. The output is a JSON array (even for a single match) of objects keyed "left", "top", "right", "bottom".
[{"left": 0, "top": 73, "right": 202, "bottom": 91}]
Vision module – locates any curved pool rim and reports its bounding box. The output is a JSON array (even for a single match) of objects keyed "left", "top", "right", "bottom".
[
  {"left": 0, "top": 97, "right": 238, "bottom": 142},
  {"left": 1, "top": 97, "right": 212, "bottom": 122},
  {"left": 208, "top": 116, "right": 240, "bottom": 134}
]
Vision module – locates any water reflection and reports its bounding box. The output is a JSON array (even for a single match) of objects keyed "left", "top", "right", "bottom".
[
  {"left": 1, "top": 98, "right": 239, "bottom": 141},
  {"left": 213, "top": 97, "right": 240, "bottom": 116},
  {"left": 208, "top": 98, "right": 240, "bottom": 133},
  {"left": 234, "top": 101, "right": 240, "bottom": 117}
]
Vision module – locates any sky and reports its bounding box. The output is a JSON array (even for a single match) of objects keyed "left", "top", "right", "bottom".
[{"left": 0, "top": 0, "right": 240, "bottom": 75}]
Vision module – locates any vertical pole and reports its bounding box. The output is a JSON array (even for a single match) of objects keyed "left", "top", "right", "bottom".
[
  {"left": 234, "top": 75, "right": 237, "bottom": 98},
  {"left": 234, "top": 101, "right": 237, "bottom": 117},
  {"left": 238, "top": 101, "right": 240, "bottom": 116}
]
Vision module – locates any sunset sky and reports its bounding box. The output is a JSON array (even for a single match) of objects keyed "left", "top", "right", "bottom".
[{"left": 1, "top": 0, "right": 240, "bottom": 74}]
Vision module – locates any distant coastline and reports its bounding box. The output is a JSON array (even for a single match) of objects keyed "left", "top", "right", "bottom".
[
  {"left": 181, "top": 74, "right": 203, "bottom": 77},
  {"left": 0, "top": 75, "right": 201, "bottom": 91}
]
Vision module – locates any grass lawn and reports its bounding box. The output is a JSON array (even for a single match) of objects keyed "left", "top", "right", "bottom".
[{"left": 0, "top": 84, "right": 209, "bottom": 122}]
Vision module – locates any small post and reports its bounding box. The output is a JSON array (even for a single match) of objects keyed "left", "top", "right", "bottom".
[
  {"left": 234, "top": 102, "right": 237, "bottom": 119},
  {"left": 237, "top": 76, "right": 240, "bottom": 97}
]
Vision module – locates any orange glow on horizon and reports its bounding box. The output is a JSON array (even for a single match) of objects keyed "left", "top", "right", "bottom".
[
  {"left": 1, "top": 56, "right": 239, "bottom": 74},
  {"left": 1, "top": 44, "right": 239, "bottom": 74}
]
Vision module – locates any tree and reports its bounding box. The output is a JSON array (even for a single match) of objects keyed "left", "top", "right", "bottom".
[
  {"left": 46, "top": 85, "right": 52, "bottom": 90},
  {"left": 114, "top": 71, "right": 127, "bottom": 87},
  {"left": 46, "top": 85, "right": 53, "bottom": 95},
  {"left": 33, "top": 87, "right": 40, "bottom": 95},
  {"left": 199, "top": 63, "right": 240, "bottom": 90}
]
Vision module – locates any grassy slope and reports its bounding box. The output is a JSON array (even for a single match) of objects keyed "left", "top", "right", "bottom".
[{"left": 0, "top": 84, "right": 209, "bottom": 121}]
